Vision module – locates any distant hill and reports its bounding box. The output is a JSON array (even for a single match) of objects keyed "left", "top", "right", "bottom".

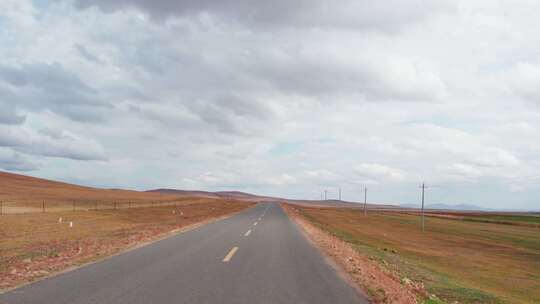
[
  {"left": 145, "top": 188, "right": 385, "bottom": 207},
  {"left": 0, "top": 171, "right": 180, "bottom": 206},
  {"left": 0, "top": 171, "right": 398, "bottom": 209},
  {"left": 146, "top": 188, "right": 281, "bottom": 201}
]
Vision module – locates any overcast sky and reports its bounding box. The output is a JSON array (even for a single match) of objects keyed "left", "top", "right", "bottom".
[{"left": 1, "top": 0, "right": 540, "bottom": 210}]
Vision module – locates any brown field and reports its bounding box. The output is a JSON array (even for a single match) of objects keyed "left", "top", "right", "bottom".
[
  {"left": 1, "top": 200, "right": 252, "bottom": 290},
  {"left": 295, "top": 206, "right": 540, "bottom": 304}
]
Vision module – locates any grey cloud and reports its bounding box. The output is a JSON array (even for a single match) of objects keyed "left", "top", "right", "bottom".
[
  {"left": 215, "top": 95, "right": 271, "bottom": 120},
  {"left": 128, "top": 97, "right": 268, "bottom": 137},
  {"left": 246, "top": 50, "right": 447, "bottom": 102},
  {"left": 0, "top": 127, "right": 107, "bottom": 161},
  {"left": 0, "top": 63, "right": 112, "bottom": 122},
  {"left": 119, "top": 37, "right": 246, "bottom": 94},
  {"left": 0, "top": 148, "right": 39, "bottom": 172},
  {"left": 129, "top": 101, "right": 252, "bottom": 134},
  {"left": 0, "top": 101, "right": 26, "bottom": 125},
  {"left": 73, "top": 0, "right": 453, "bottom": 32},
  {"left": 75, "top": 43, "right": 103, "bottom": 64},
  {"left": 113, "top": 31, "right": 445, "bottom": 114},
  {"left": 186, "top": 95, "right": 273, "bottom": 136},
  {"left": 127, "top": 104, "right": 201, "bottom": 130},
  {"left": 95, "top": 13, "right": 446, "bottom": 122}
]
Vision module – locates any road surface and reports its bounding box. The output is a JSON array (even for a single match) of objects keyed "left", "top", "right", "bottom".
[{"left": 0, "top": 203, "right": 368, "bottom": 304}]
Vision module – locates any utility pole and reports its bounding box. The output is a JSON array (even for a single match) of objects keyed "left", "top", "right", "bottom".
[
  {"left": 339, "top": 188, "right": 342, "bottom": 201},
  {"left": 324, "top": 190, "right": 327, "bottom": 200},
  {"left": 420, "top": 182, "right": 427, "bottom": 232},
  {"left": 363, "top": 187, "right": 368, "bottom": 216}
]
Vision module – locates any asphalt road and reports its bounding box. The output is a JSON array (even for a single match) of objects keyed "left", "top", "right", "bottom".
[{"left": 0, "top": 203, "right": 368, "bottom": 304}]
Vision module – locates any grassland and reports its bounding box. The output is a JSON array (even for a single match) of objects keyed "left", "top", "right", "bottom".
[
  {"left": 0, "top": 171, "right": 189, "bottom": 214},
  {"left": 1, "top": 199, "right": 252, "bottom": 290},
  {"left": 296, "top": 206, "right": 540, "bottom": 304},
  {"left": 459, "top": 213, "right": 540, "bottom": 226}
]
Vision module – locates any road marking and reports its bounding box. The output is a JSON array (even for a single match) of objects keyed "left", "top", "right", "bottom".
[
  {"left": 261, "top": 204, "right": 270, "bottom": 217},
  {"left": 244, "top": 229, "right": 251, "bottom": 237},
  {"left": 253, "top": 221, "right": 258, "bottom": 226},
  {"left": 223, "top": 246, "right": 239, "bottom": 262}
]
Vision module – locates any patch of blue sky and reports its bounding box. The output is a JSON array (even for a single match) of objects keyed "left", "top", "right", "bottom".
[
  {"left": 32, "top": 0, "right": 50, "bottom": 10},
  {"left": 269, "top": 142, "right": 304, "bottom": 156},
  {"left": 396, "top": 116, "right": 476, "bottom": 131}
]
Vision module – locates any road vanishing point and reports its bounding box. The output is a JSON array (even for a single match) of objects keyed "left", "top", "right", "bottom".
[{"left": 0, "top": 203, "right": 369, "bottom": 304}]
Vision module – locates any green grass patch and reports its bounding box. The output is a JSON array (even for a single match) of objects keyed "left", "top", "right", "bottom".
[
  {"left": 431, "top": 286, "right": 501, "bottom": 304},
  {"left": 423, "top": 299, "right": 445, "bottom": 304},
  {"left": 475, "top": 215, "right": 540, "bottom": 224}
]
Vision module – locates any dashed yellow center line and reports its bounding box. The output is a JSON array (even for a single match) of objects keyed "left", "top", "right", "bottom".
[
  {"left": 223, "top": 246, "right": 239, "bottom": 263},
  {"left": 244, "top": 229, "right": 251, "bottom": 237}
]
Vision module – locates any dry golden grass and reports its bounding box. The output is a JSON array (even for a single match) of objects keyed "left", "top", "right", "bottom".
[
  {"left": 1, "top": 199, "right": 253, "bottom": 290},
  {"left": 297, "top": 206, "right": 540, "bottom": 304}
]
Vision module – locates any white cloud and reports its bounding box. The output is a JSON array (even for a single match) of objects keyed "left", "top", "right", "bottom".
[
  {"left": 506, "top": 61, "right": 540, "bottom": 103},
  {"left": 0, "top": 0, "right": 539, "bottom": 210},
  {"left": 354, "top": 163, "right": 405, "bottom": 183}
]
